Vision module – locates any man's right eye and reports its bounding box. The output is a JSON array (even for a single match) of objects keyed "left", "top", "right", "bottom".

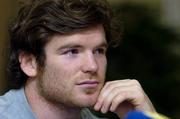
[{"left": 63, "top": 49, "right": 79, "bottom": 56}]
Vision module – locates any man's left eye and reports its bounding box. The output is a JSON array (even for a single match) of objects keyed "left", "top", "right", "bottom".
[{"left": 94, "top": 48, "right": 106, "bottom": 55}]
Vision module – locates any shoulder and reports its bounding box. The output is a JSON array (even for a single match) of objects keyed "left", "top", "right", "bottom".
[
  {"left": 0, "top": 88, "right": 37, "bottom": 119},
  {"left": 0, "top": 90, "right": 14, "bottom": 113},
  {"left": 0, "top": 89, "right": 22, "bottom": 119}
]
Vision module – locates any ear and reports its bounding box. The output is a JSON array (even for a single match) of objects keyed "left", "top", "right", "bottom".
[{"left": 19, "top": 52, "right": 38, "bottom": 77}]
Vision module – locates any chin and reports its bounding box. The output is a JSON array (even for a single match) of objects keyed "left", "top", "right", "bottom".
[{"left": 76, "top": 93, "right": 98, "bottom": 108}]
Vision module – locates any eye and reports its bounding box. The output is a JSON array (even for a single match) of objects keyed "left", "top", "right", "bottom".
[
  {"left": 63, "top": 48, "right": 79, "bottom": 56},
  {"left": 94, "top": 48, "right": 106, "bottom": 55}
]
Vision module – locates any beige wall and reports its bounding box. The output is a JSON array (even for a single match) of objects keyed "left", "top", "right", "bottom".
[{"left": 0, "top": 0, "right": 18, "bottom": 94}]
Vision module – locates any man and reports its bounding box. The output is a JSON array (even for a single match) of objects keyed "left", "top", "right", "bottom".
[{"left": 0, "top": 0, "right": 156, "bottom": 119}]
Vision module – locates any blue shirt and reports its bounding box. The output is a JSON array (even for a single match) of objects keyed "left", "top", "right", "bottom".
[{"left": 0, "top": 88, "right": 107, "bottom": 119}]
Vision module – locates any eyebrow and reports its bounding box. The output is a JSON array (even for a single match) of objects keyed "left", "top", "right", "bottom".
[
  {"left": 95, "top": 42, "right": 108, "bottom": 49},
  {"left": 56, "top": 44, "right": 83, "bottom": 52},
  {"left": 56, "top": 41, "right": 108, "bottom": 52}
]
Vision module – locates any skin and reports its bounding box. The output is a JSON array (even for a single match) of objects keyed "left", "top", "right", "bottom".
[
  {"left": 94, "top": 79, "right": 156, "bottom": 118},
  {"left": 19, "top": 25, "right": 156, "bottom": 119}
]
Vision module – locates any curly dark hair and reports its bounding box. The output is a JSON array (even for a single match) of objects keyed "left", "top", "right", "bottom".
[{"left": 8, "top": 0, "right": 115, "bottom": 89}]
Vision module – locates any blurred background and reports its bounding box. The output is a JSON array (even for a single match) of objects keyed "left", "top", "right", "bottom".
[{"left": 0, "top": 0, "right": 180, "bottom": 119}]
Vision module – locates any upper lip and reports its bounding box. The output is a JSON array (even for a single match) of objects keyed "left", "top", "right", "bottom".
[{"left": 76, "top": 80, "right": 99, "bottom": 85}]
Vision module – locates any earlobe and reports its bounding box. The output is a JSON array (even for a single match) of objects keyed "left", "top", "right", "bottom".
[{"left": 19, "top": 52, "right": 38, "bottom": 77}]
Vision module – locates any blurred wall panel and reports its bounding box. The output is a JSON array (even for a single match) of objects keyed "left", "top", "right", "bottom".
[
  {"left": 0, "top": 0, "right": 18, "bottom": 94},
  {"left": 161, "top": 0, "right": 180, "bottom": 30}
]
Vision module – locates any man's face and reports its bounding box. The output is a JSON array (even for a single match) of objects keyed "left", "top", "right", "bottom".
[{"left": 37, "top": 25, "right": 107, "bottom": 108}]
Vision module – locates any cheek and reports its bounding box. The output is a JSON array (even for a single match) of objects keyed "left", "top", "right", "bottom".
[
  {"left": 98, "top": 57, "right": 107, "bottom": 73},
  {"left": 55, "top": 56, "right": 81, "bottom": 69},
  {"left": 42, "top": 60, "right": 70, "bottom": 83},
  {"left": 41, "top": 64, "right": 75, "bottom": 95},
  {"left": 43, "top": 56, "right": 81, "bottom": 87},
  {"left": 46, "top": 56, "right": 80, "bottom": 74}
]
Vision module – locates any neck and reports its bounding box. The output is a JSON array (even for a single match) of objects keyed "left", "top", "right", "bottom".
[{"left": 25, "top": 79, "right": 82, "bottom": 119}]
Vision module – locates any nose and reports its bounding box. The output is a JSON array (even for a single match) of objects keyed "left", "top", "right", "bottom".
[{"left": 82, "top": 52, "right": 98, "bottom": 74}]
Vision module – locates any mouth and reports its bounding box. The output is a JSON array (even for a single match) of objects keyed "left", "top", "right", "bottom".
[{"left": 76, "top": 80, "right": 99, "bottom": 88}]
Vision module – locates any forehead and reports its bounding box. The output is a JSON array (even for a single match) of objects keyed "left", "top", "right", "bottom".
[{"left": 45, "top": 25, "right": 106, "bottom": 50}]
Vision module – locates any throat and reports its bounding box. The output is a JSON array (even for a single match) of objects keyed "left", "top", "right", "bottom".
[{"left": 51, "top": 104, "right": 82, "bottom": 119}]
